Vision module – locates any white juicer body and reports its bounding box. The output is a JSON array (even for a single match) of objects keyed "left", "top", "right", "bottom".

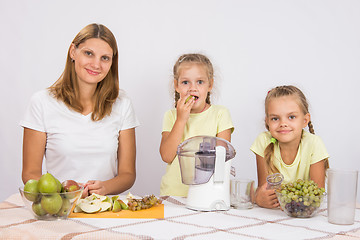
[{"left": 186, "top": 146, "right": 231, "bottom": 211}]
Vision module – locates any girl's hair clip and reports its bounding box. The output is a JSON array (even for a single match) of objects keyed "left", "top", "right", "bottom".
[
  {"left": 179, "top": 56, "right": 186, "bottom": 63},
  {"left": 270, "top": 137, "right": 277, "bottom": 144}
]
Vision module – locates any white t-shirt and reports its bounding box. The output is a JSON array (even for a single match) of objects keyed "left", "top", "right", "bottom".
[{"left": 20, "top": 89, "right": 140, "bottom": 183}]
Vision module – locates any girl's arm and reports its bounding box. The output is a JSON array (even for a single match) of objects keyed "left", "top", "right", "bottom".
[
  {"left": 309, "top": 159, "right": 327, "bottom": 188},
  {"left": 216, "top": 128, "right": 232, "bottom": 142},
  {"left": 22, "top": 128, "right": 46, "bottom": 184},
  {"left": 159, "top": 119, "right": 187, "bottom": 164},
  {"left": 159, "top": 94, "right": 195, "bottom": 163},
  {"left": 86, "top": 128, "right": 136, "bottom": 196},
  {"left": 254, "top": 154, "right": 280, "bottom": 208}
]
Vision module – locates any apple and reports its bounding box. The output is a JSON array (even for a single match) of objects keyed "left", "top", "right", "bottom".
[
  {"left": 62, "top": 180, "right": 80, "bottom": 192},
  {"left": 41, "top": 193, "right": 63, "bottom": 214},
  {"left": 24, "top": 179, "right": 39, "bottom": 202},
  {"left": 38, "top": 173, "right": 58, "bottom": 193}
]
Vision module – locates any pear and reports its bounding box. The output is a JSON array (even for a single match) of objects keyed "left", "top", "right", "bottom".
[
  {"left": 112, "top": 200, "right": 122, "bottom": 212},
  {"left": 38, "top": 173, "right": 58, "bottom": 193},
  {"left": 32, "top": 201, "right": 47, "bottom": 216},
  {"left": 73, "top": 199, "right": 86, "bottom": 213},
  {"left": 103, "top": 196, "right": 111, "bottom": 203},
  {"left": 57, "top": 197, "right": 71, "bottom": 216},
  {"left": 185, "top": 95, "right": 194, "bottom": 103},
  {"left": 24, "top": 179, "right": 39, "bottom": 202},
  {"left": 55, "top": 178, "right": 63, "bottom": 193},
  {"left": 99, "top": 202, "right": 112, "bottom": 212},
  {"left": 118, "top": 199, "right": 129, "bottom": 210},
  {"left": 41, "top": 193, "right": 63, "bottom": 214},
  {"left": 78, "top": 202, "right": 101, "bottom": 214}
]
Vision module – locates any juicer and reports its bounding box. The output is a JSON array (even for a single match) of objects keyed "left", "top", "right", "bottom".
[{"left": 177, "top": 136, "right": 236, "bottom": 211}]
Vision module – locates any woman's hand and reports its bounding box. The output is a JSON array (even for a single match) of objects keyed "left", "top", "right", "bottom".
[
  {"left": 82, "top": 180, "right": 107, "bottom": 197},
  {"left": 255, "top": 183, "right": 280, "bottom": 209}
]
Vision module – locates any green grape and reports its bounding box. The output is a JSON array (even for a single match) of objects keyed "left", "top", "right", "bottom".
[{"left": 276, "top": 179, "right": 325, "bottom": 217}]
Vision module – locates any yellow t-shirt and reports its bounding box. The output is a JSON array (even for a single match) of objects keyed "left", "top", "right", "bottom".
[
  {"left": 160, "top": 105, "right": 234, "bottom": 196},
  {"left": 250, "top": 131, "right": 329, "bottom": 183}
]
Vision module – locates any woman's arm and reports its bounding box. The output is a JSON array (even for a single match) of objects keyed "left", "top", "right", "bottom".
[
  {"left": 86, "top": 128, "right": 136, "bottom": 196},
  {"left": 254, "top": 154, "right": 279, "bottom": 208},
  {"left": 22, "top": 128, "right": 46, "bottom": 184},
  {"left": 309, "top": 159, "right": 327, "bottom": 188}
]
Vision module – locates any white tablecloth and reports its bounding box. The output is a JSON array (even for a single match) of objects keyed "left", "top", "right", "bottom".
[{"left": 1, "top": 193, "right": 360, "bottom": 239}]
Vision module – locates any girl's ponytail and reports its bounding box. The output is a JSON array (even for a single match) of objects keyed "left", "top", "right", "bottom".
[
  {"left": 264, "top": 138, "right": 279, "bottom": 175},
  {"left": 308, "top": 121, "right": 315, "bottom": 134}
]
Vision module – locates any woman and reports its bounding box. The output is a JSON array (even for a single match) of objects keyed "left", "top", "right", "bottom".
[{"left": 21, "top": 23, "right": 140, "bottom": 197}]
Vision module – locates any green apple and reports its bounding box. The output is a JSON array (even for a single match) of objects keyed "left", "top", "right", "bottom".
[
  {"left": 24, "top": 179, "right": 39, "bottom": 202},
  {"left": 41, "top": 193, "right": 63, "bottom": 214},
  {"left": 32, "top": 201, "right": 47, "bottom": 216},
  {"left": 57, "top": 198, "right": 71, "bottom": 216},
  {"left": 38, "top": 173, "right": 58, "bottom": 193}
]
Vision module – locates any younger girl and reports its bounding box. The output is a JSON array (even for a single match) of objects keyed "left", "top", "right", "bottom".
[
  {"left": 159, "top": 53, "right": 234, "bottom": 197},
  {"left": 250, "top": 85, "right": 329, "bottom": 208}
]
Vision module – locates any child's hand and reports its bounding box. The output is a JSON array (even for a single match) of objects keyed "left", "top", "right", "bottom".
[
  {"left": 176, "top": 94, "right": 195, "bottom": 121},
  {"left": 255, "top": 183, "right": 280, "bottom": 209}
]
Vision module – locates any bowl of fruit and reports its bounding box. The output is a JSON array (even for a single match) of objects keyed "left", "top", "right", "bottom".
[
  {"left": 19, "top": 173, "right": 83, "bottom": 220},
  {"left": 276, "top": 179, "right": 326, "bottom": 218}
]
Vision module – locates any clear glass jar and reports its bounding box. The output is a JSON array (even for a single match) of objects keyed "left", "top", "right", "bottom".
[{"left": 266, "top": 173, "right": 284, "bottom": 190}]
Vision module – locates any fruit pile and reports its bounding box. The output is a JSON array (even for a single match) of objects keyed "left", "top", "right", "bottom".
[
  {"left": 74, "top": 193, "right": 163, "bottom": 213},
  {"left": 22, "top": 173, "right": 82, "bottom": 218},
  {"left": 127, "top": 195, "right": 163, "bottom": 211},
  {"left": 276, "top": 179, "right": 325, "bottom": 218}
]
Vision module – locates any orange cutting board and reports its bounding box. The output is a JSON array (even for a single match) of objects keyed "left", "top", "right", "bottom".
[{"left": 68, "top": 204, "right": 164, "bottom": 219}]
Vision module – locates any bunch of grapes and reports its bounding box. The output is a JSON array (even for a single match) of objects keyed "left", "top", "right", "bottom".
[
  {"left": 276, "top": 179, "right": 325, "bottom": 217},
  {"left": 127, "top": 195, "right": 162, "bottom": 211}
]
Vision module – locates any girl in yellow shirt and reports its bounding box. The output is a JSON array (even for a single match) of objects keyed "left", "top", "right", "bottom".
[
  {"left": 159, "top": 54, "right": 234, "bottom": 196},
  {"left": 251, "top": 85, "right": 329, "bottom": 208}
]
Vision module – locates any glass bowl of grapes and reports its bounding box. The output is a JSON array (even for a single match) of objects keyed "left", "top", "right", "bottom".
[{"left": 276, "top": 179, "right": 326, "bottom": 218}]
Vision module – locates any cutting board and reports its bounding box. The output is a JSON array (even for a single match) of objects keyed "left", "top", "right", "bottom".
[{"left": 68, "top": 204, "right": 164, "bottom": 219}]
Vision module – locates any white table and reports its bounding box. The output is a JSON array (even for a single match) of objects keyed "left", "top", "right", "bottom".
[{"left": 1, "top": 193, "right": 360, "bottom": 239}]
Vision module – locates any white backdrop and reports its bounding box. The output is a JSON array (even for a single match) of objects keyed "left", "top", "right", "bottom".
[{"left": 1, "top": 0, "right": 359, "bottom": 202}]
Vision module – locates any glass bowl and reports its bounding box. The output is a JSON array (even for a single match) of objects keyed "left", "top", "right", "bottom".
[
  {"left": 276, "top": 191, "right": 325, "bottom": 218},
  {"left": 19, "top": 187, "right": 83, "bottom": 220}
]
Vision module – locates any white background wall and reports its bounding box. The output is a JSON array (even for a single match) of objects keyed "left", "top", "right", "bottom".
[{"left": 1, "top": 0, "right": 359, "bottom": 202}]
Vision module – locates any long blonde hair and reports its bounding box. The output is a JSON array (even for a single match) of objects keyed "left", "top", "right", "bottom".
[
  {"left": 172, "top": 53, "right": 214, "bottom": 107},
  {"left": 263, "top": 85, "right": 329, "bottom": 174},
  {"left": 49, "top": 23, "right": 119, "bottom": 121}
]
